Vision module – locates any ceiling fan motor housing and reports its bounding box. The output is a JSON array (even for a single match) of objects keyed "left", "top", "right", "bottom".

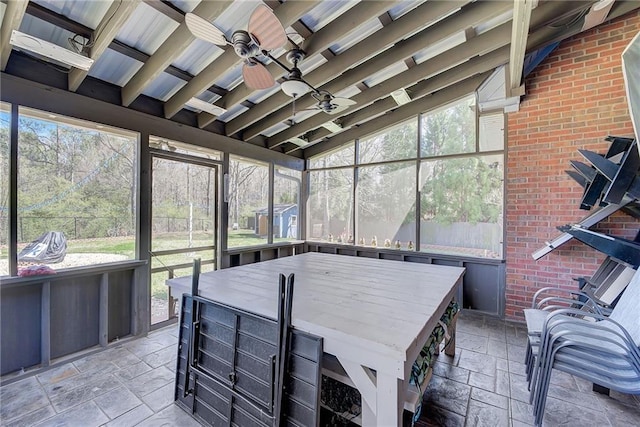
[
  {"left": 319, "top": 95, "right": 335, "bottom": 112},
  {"left": 232, "top": 30, "right": 260, "bottom": 58}
]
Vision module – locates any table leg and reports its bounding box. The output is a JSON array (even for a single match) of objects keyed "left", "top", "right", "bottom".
[
  {"left": 361, "top": 399, "right": 377, "bottom": 426},
  {"left": 445, "top": 313, "right": 458, "bottom": 357},
  {"left": 376, "top": 373, "right": 403, "bottom": 427}
]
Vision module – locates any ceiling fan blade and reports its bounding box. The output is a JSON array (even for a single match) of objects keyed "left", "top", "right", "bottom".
[
  {"left": 248, "top": 4, "right": 287, "bottom": 50},
  {"left": 185, "top": 13, "right": 227, "bottom": 45},
  {"left": 325, "top": 104, "right": 350, "bottom": 115},
  {"left": 243, "top": 61, "right": 276, "bottom": 90},
  {"left": 331, "top": 97, "right": 357, "bottom": 107}
]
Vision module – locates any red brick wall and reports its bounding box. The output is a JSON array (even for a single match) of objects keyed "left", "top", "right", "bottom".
[{"left": 505, "top": 11, "right": 640, "bottom": 320}]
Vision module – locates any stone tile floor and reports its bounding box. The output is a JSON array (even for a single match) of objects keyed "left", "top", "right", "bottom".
[{"left": 1, "top": 311, "right": 639, "bottom": 426}]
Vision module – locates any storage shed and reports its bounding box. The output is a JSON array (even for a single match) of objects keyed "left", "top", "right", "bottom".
[{"left": 254, "top": 203, "right": 298, "bottom": 238}]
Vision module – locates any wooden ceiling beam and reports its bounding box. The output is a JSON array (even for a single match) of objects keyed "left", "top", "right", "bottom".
[
  {"left": 302, "top": 46, "right": 511, "bottom": 147},
  {"left": 273, "top": 0, "right": 600, "bottom": 151},
  {"left": 234, "top": 0, "right": 508, "bottom": 141},
  {"left": 295, "top": 0, "right": 627, "bottom": 158},
  {"left": 269, "top": 25, "right": 512, "bottom": 149},
  {"left": 196, "top": 1, "right": 397, "bottom": 129},
  {"left": 163, "top": 0, "right": 320, "bottom": 119},
  {"left": 121, "top": 0, "right": 233, "bottom": 106},
  {"left": 508, "top": 0, "right": 534, "bottom": 96},
  {"left": 226, "top": 0, "right": 473, "bottom": 138},
  {"left": 1, "top": 0, "right": 29, "bottom": 71},
  {"left": 23, "top": 2, "right": 227, "bottom": 97},
  {"left": 68, "top": 0, "right": 141, "bottom": 92},
  {"left": 25, "top": 2, "right": 90, "bottom": 35},
  {"left": 303, "top": 73, "right": 489, "bottom": 158}
]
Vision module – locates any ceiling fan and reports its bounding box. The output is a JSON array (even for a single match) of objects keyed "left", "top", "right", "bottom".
[
  {"left": 185, "top": 4, "right": 285, "bottom": 89},
  {"left": 308, "top": 91, "right": 357, "bottom": 115},
  {"left": 273, "top": 48, "right": 356, "bottom": 115},
  {"left": 185, "top": 5, "right": 357, "bottom": 115}
]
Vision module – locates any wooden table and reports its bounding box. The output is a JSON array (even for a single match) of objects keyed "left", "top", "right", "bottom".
[{"left": 166, "top": 252, "right": 464, "bottom": 427}]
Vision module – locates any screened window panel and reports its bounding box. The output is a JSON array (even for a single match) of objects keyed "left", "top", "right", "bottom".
[
  {"left": 419, "top": 154, "right": 503, "bottom": 258},
  {"left": 357, "top": 161, "right": 416, "bottom": 249},
  {"left": 359, "top": 119, "right": 417, "bottom": 164},
  {"left": 420, "top": 96, "right": 476, "bottom": 157},
  {"left": 228, "top": 156, "right": 269, "bottom": 247},
  {"left": 16, "top": 107, "right": 138, "bottom": 271},
  {"left": 274, "top": 167, "right": 301, "bottom": 241},
  {"left": 0, "top": 103, "right": 9, "bottom": 276},
  {"left": 308, "top": 142, "right": 354, "bottom": 169},
  {"left": 308, "top": 168, "right": 353, "bottom": 243}
]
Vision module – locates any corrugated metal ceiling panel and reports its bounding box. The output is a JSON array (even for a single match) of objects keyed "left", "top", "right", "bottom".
[
  {"left": 19, "top": 14, "right": 75, "bottom": 49},
  {"left": 88, "top": 48, "right": 142, "bottom": 87},
  {"left": 476, "top": 9, "right": 513, "bottom": 35},
  {"left": 363, "top": 61, "right": 409, "bottom": 87},
  {"left": 217, "top": 103, "right": 249, "bottom": 123},
  {"left": 247, "top": 85, "right": 281, "bottom": 104},
  {"left": 262, "top": 121, "right": 289, "bottom": 137},
  {"left": 329, "top": 18, "right": 383, "bottom": 55},
  {"left": 299, "top": 54, "right": 327, "bottom": 75},
  {"left": 172, "top": 39, "right": 224, "bottom": 75},
  {"left": 31, "top": 0, "right": 110, "bottom": 29},
  {"left": 412, "top": 31, "right": 467, "bottom": 65},
  {"left": 333, "top": 86, "right": 361, "bottom": 99},
  {"left": 141, "top": 72, "right": 187, "bottom": 101},
  {"left": 213, "top": 0, "right": 263, "bottom": 37},
  {"left": 216, "top": 62, "right": 244, "bottom": 90},
  {"left": 300, "top": 1, "right": 359, "bottom": 32},
  {"left": 116, "top": 2, "right": 179, "bottom": 56},
  {"left": 387, "top": 0, "right": 426, "bottom": 20},
  {"left": 171, "top": 0, "right": 201, "bottom": 14}
]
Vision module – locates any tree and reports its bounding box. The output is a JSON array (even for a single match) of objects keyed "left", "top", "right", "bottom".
[
  {"left": 419, "top": 97, "right": 503, "bottom": 225},
  {"left": 14, "top": 114, "right": 136, "bottom": 240}
]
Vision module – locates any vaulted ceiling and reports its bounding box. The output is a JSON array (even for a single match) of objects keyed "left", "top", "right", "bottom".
[{"left": 2, "top": 0, "right": 637, "bottom": 159}]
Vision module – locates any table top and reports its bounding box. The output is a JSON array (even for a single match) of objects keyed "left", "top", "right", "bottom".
[{"left": 167, "top": 252, "right": 464, "bottom": 374}]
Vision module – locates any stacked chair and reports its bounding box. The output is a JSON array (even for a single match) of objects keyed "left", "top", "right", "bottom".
[
  {"left": 524, "top": 269, "right": 640, "bottom": 426},
  {"left": 526, "top": 135, "right": 640, "bottom": 426}
]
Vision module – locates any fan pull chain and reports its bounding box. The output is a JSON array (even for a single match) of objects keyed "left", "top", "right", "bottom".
[{"left": 292, "top": 95, "right": 297, "bottom": 123}]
